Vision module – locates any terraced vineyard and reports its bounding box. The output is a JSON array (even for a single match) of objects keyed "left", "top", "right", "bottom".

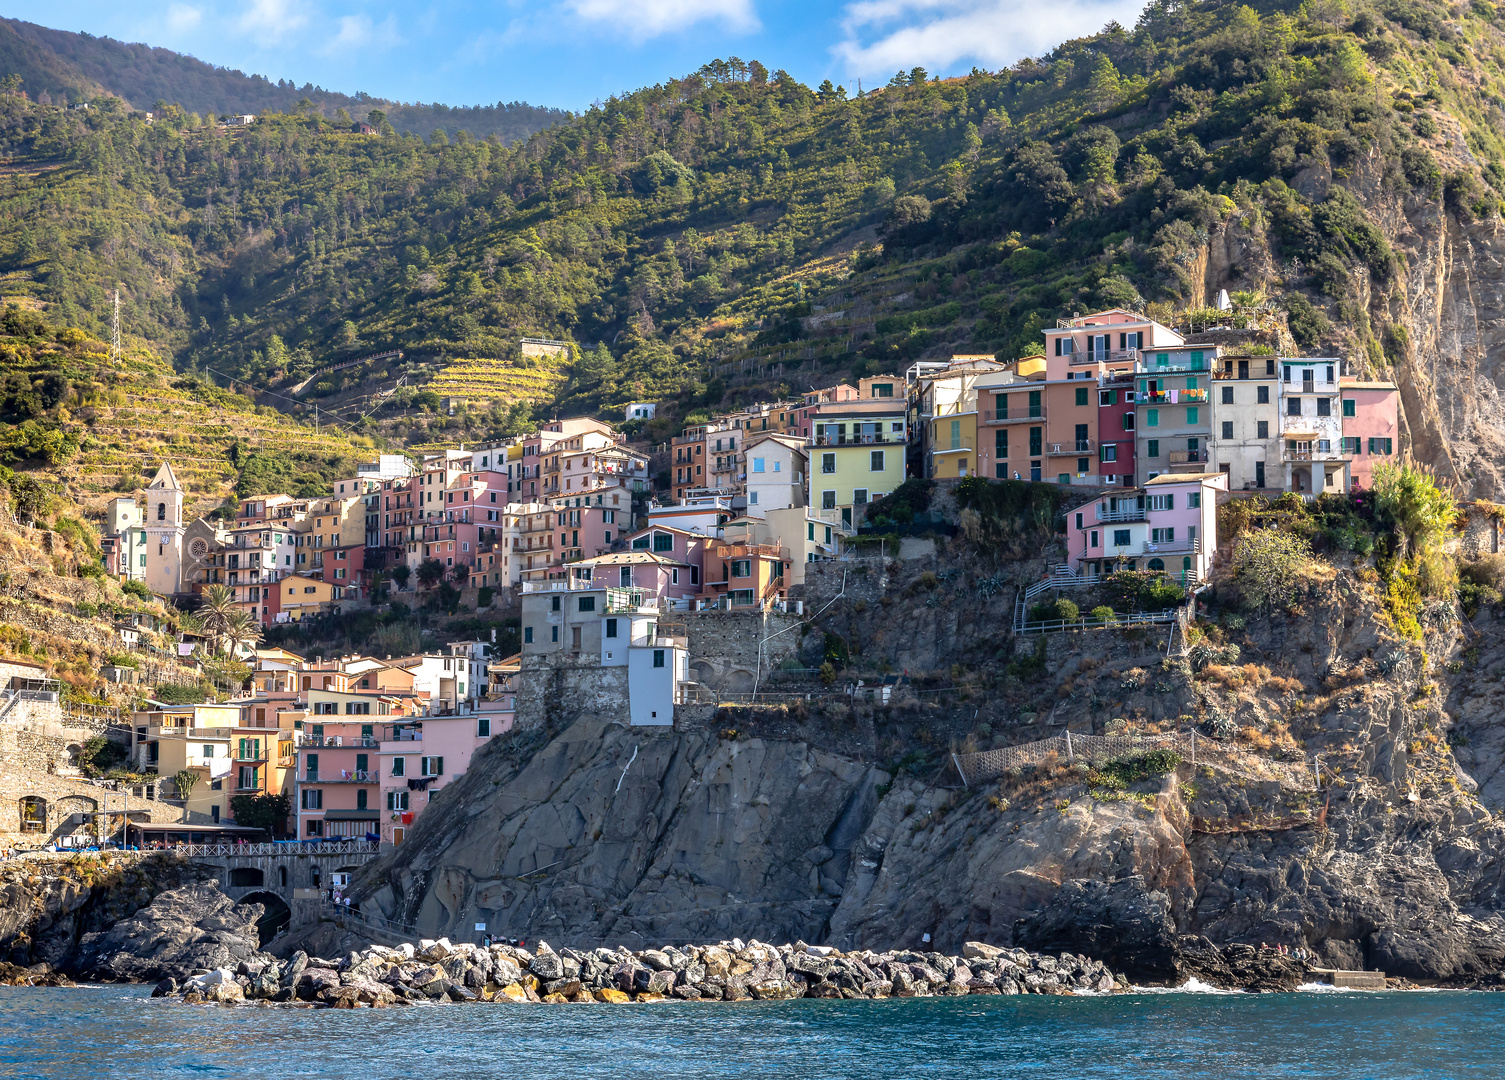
[{"left": 422, "top": 354, "right": 571, "bottom": 409}]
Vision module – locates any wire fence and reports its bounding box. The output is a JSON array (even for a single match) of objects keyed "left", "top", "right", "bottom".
[{"left": 951, "top": 730, "right": 1319, "bottom": 792}]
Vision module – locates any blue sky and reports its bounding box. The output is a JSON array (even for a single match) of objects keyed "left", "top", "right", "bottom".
[{"left": 5, "top": 0, "right": 1150, "bottom": 112}]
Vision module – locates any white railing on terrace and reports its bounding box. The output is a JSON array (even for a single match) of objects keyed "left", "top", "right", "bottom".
[{"left": 520, "top": 579, "right": 596, "bottom": 593}]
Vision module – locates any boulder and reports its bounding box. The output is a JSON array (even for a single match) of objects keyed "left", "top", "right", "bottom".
[
  {"left": 498, "top": 983, "right": 530, "bottom": 1002},
  {"left": 72, "top": 884, "right": 264, "bottom": 984},
  {"left": 151, "top": 977, "right": 177, "bottom": 998},
  {"left": 962, "top": 942, "right": 1005, "bottom": 961},
  {"left": 545, "top": 978, "right": 583, "bottom": 997},
  {"left": 529, "top": 952, "right": 565, "bottom": 981},
  {"left": 593, "top": 987, "right": 631, "bottom": 1003}
]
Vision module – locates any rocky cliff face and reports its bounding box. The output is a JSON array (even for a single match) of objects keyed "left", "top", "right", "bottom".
[{"left": 352, "top": 554, "right": 1505, "bottom": 984}]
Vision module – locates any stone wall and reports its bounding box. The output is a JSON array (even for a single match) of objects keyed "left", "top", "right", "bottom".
[
  {"left": 680, "top": 609, "right": 804, "bottom": 696},
  {"left": 0, "top": 762, "right": 199, "bottom": 846}
]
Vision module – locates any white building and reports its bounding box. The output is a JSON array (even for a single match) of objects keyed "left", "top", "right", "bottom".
[
  {"left": 392, "top": 653, "right": 470, "bottom": 713},
  {"left": 743, "top": 433, "right": 807, "bottom": 513},
  {"left": 1209, "top": 355, "right": 1280, "bottom": 493},
  {"left": 625, "top": 402, "right": 657, "bottom": 422},
  {"left": 1278, "top": 357, "right": 1346, "bottom": 494}
]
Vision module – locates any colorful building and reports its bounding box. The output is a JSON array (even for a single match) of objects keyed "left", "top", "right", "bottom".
[
  {"left": 1063, "top": 472, "right": 1227, "bottom": 583},
  {"left": 1340, "top": 378, "right": 1401, "bottom": 490}
]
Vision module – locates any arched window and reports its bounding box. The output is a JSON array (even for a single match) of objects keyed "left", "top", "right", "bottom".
[
  {"left": 157, "top": 502, "right": 166, "bottom": 521},
  {"left": 1147, "top": 558, "right": 1165, "bottom": 572}
]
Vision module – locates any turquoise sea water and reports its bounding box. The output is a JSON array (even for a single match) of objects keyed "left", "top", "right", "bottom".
[{"left": 1, "top": 984, "right": 1501, "bottom": 1079}]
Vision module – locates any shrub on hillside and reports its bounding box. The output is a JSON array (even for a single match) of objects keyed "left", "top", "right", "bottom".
[{"left": 1231, "top": 528, "right": 1316, "bottom": 611}]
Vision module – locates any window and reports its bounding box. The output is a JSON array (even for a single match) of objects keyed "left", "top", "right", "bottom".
[
  {"left": 731, "top": 559, "right": 752, "bottom": 577},
  {"left": 1121, "top": 413, "right": 1135, "bottom": 431},
  {"left": 605, "top": 618, "right": 619, "bottom": 639},
  {"left": 1100, "top": 444, "right": 1117, "bottom": 462},
  {"left": 1146, "top": 408, "right": 1159, "bottom": 427},
  {"left": 578, "top": 596, "right": 595, "bottom": 612},
  {"left": 552, "top": 626, "right": 560, "bottom": 642},
  {"left": 653, "top": 649, "right": 666, "bottom": 668},
  {"left": 653, "top": 532, "right": 673, "bottom": 552},
  {"left": 302, "top": 789, "right": 322, "bottom": 810},
  {"left": 386, "top": 791, "right": 409, "bottom": 811},
  {"left": 1283, "top": 365, "right": 1292, "bottom": 383},
  {"left": 202, "top": 744, "right": 215, "bottom": 758},
  {"left": 1255, "top": 461, "right": 1266, "bottom": 487},
  {"left": 1288, "top": 397, "right": 1302, "bottom": 416},
  {"left": 753, "top": 457, "right": 765, "bottom": 473},
  {"left": 306, "top": 819, "right": 323, "bottom": 837},
  {"left": 551, "top": 596, "right": 561, "bottom": 611},
  {"left": 1090, "top": 530, "right": 1099, "bottom": 547},
  {"left": 421, "top": 756, "right": 444, "bottom": 777},
  {"left": 1186, "top": 407, "right": 1198, "bottom": 425},
  {"left": 391, "top": 756, "right": 404, "bottom": 777},
  {"left": 1075, "top": 512, "right": 1084, "bottom": 531},
  {"left": 1029, "top": 427, "right": 1042, "bottom": 455},
  {"left": 1112, "top": 529, "right": 1131, "bottom": 546},
  {"left": 822, "top": 453, "right": 836, "bottom": 474},
  {"left": 870, "top": 450, "right": 885, "bottom": 471},
  {"left": 356, "top": 789, "right": 368, "bottom": 810},
  {"left": 632, "top": 534, "right": 650, "bottom": 550},
  {"left": 1099, "top": 389, "right": 1116, "bottom": 406},
  {"left": 1257, "top": 420, "right": 1269, "bottom": 439},
  {"left": 1148, "top": 494, "right": 1173, "bottom": 511},
  {"left": 1343, "top": 437, "right": 1361, "bottom": 455},
  {"left": 1151, "top": 527, "right": 1176, "bottom": 543},
  {"left": 1147, "top": 439, "right": 1160, "bottom": 458},
  {"left": 1188, "top": 492, "right": 1201, "bottom": 509},
  {"left": 1369, "top": 437, "right": 1393, "bottom": 455},
  {"left": 1221, "top": 421, "right": 1234, "bottom": 439},
  {"left": 995, "top": 429, "right": 1008, "bottom": 458},
  {"left": 1221, "top": 386, "right": 1234, "bottom": 405},
  {"left": 1317, "top": 397, "right": 1331, "bottom": 417},
  {"left": 524, "top": 626, "right": 534, "bottom": 644},
  {"left": 478, "top": 716, "right": 491, "bottom": 737},
  {"left": 821, "top": 490, "right": 836, "bottom": 510},
  {"left": 1075, "top": 387, "right": 1089, "bottom": 407},
  {"left": 1343, "top": 398, "right": 1356, "bottom": 417}
]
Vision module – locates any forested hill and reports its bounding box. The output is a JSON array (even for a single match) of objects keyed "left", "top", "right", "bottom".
[
  {"left": 3, "top": 1, "right": 1505, "bottom": 489},
  {"left": 0, "top": 18, "right": 569, "bottom": 143}
]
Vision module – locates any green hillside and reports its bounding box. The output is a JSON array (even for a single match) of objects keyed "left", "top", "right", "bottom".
[
  {"left": 0, "top": 0, "right": 1498, "bottom": 446},
  {"left": 0, "top": 18, "right": 569, "bottom": 143}
]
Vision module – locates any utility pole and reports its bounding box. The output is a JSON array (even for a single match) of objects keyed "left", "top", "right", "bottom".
[{"left": 110, "top": 285, "right": 121, "bottom": 364}]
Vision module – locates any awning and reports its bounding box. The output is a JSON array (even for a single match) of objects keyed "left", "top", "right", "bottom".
[
  {"left": 323, "top": 809, "right": 381, "bottom": 821},
  {"left": 134, "top": 821, "right": 265, "bottom": 833}
]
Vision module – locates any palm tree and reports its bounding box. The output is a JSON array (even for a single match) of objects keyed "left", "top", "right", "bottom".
[
  {"left": 225, "top": 609, "right": 263, "bottom": 658},
  {"left": 199, "top": 584, "right": 236, "bottom": 654}
]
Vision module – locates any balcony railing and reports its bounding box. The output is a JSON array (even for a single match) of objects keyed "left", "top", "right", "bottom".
[
  {"left": 1136, "top": 359, "right": 1208, "bottom": 375},
  {"left": 1045, "top": 441, "right": 1096, "bottom": 455},
  {"left": 981, "top": 408, "right": 1045, "bottom": 424},
  {"left": 631, "top": 633, "right": 689, "bottom": 649},
  {"left": 813, "top": 434, "right": 906, "bottom": 446},
  {"left": 305, "top": 769, "right": 379, "bottom": 784},
  {"left": 1167, "top": 450, "right": 1209, "bottom": 465},
  {"left": 1139, "top": 389, "right": 1209, "bottom": 404},
  {"left": 520, "top": 578, "right": 596, "bottom": 592},
  {"left": 1096, "top": 507, "right": 1146, "bottom": 523},
  {"left": 1142, "top": 537, "right": 1202, "bottom": 556},
  {"left": 298, "top": 734, "right": 377, "bottom": 748},
  {"left": 1068, "top": 348, "right": 1139, "bottom": 366},
  {"left": 1283, "top": 448, "right": 1345, "bottom": 462}
]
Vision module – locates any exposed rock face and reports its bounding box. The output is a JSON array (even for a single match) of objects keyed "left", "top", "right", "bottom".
[
  {"left": 71, "top": 884, "right": 264, "bottom": 982},
  {"left": 344, "top": 564, "right": 1505, "bottom": 987}
]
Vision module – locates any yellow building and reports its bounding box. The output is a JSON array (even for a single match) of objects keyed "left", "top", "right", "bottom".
[
  {"left": 132, "top": 703, "right": 240, "bottom": 824},
  {"left": 929, "top": 407, "right": 978, "bottom": 478},
  {"left": 279, "top": 574, "right": 339, "bottom": 620},
  {"left": 810, "top": 401, "right": 908, "bottom": 529}
]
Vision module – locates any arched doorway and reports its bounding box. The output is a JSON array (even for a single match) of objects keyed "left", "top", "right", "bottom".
[
  {"left": 19, "top": 796, "right": 46, "bottom": 833},
  {"left": 1147, "top": 558, "right": 1165, "bottom": 573},
  {"left": 229, "top": 866, "right": 265, "bottom": 887},
  {"left": 238, "top": 891, "right": 292, "bottom": 945}
]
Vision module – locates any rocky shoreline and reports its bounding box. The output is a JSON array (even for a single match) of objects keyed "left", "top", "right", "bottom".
[{"left": 152, "top": 937, "right": 1126, "bottom": 1007}]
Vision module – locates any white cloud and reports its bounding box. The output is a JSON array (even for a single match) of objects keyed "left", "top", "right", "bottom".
[
  {"left": 236, "top": 0, "right": 310, "bottom": 44},
  {"left": 166, "top": 4, "right": 203, "bottom": 32},
  {"left": 323, "top": 13, "right": 401, "bottom": 54},
  {"left": 834, "top": 0, "right": 1145, "bottom": 78},
  {"left": 565, "top": 0, "right": 759, "bottom": 39}
]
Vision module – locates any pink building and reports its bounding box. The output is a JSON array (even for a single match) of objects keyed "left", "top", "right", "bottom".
[
  {"left": 1340, "top": 378, "right": 1400, "bottom": 491},
  {"left": 294, "top": 716, "right": 383, "bottom": 840},
  {"left": 1064, "top": 472, "right": 1227, "bottom": 582},
  {"left": 619, "top": 524, "right": 713, "bottom": 593},
  {"left": 574, "top": 551, "right": 695, "bottom": 602}
]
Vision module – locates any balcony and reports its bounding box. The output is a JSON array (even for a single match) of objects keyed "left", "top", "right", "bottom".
[
  {"left": 305, "top": 769, "right": 379, "bottom": 784},
  {"left": 1283, "top": 447, "right": 1346, "bottom": 462},
  {"left": 981, "top": 408, "right": 1045, "bottom": 424},
  {"left": 1140, "top": 388, "right": 1209, "bottom": 404},
  {"left": 1167, "top": 450, "right": 1209, "bottom": 465},
  {"left": 1142, "top": 537, "right": 1201, "bottom": 556},
  {"left": 1045, "top": 440, "right": 1096, "bottom": 456},
  {"left": 1068, "top": 348, "right": 1139, "bottom": 367},
  {"left": 1096, "top": 507, "right": 1146, "bottom": 523},
  {"left": 1136, "top": 358, "right": 1208, "bottom": 375},
  {"left": 813, "top": 434, "right": 906, "bottom": 446},
  {"left": 521, "top": 578, "right": 597, "bottom": 593}
]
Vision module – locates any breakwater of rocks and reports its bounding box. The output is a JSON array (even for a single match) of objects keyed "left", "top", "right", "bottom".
[{"left": 154, "top": 936, "right": 1127, "bottom": 1007}]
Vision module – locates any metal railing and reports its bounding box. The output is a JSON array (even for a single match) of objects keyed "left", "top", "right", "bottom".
[
  {"left": 1068, "top": 348, "right": 1139, "bottom": 366},
  {"left": 1167, "top": 450, "right": 1209, "bottom": 464},
  {"left": 1045, "top": 441, "right": 1096, "bottom": 455},
  {"left": 1142, "top": 537, "right": 1201, "bottom": 555},
  {"left": 981, "top": 408, "right": 1045, "bottom": 424},
  {"left": 305, "top": 769, "right": 379, "bottom": 783},
  {"left": 165, "top": 840, "right": 380, "bottom": 856},
  {"left": 813, "top": 434, "right": 905, "bottom": 446},
  {"left": 1140, "top": 389, "right": 1209, "bottom": 404},
  {"left": 1096, "top": 507, "right": 1146, "bottom": 523}
]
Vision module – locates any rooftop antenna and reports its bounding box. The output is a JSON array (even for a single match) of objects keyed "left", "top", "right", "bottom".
[{"left": 110, "top": 285, "right": 121, "bottom": 364}]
